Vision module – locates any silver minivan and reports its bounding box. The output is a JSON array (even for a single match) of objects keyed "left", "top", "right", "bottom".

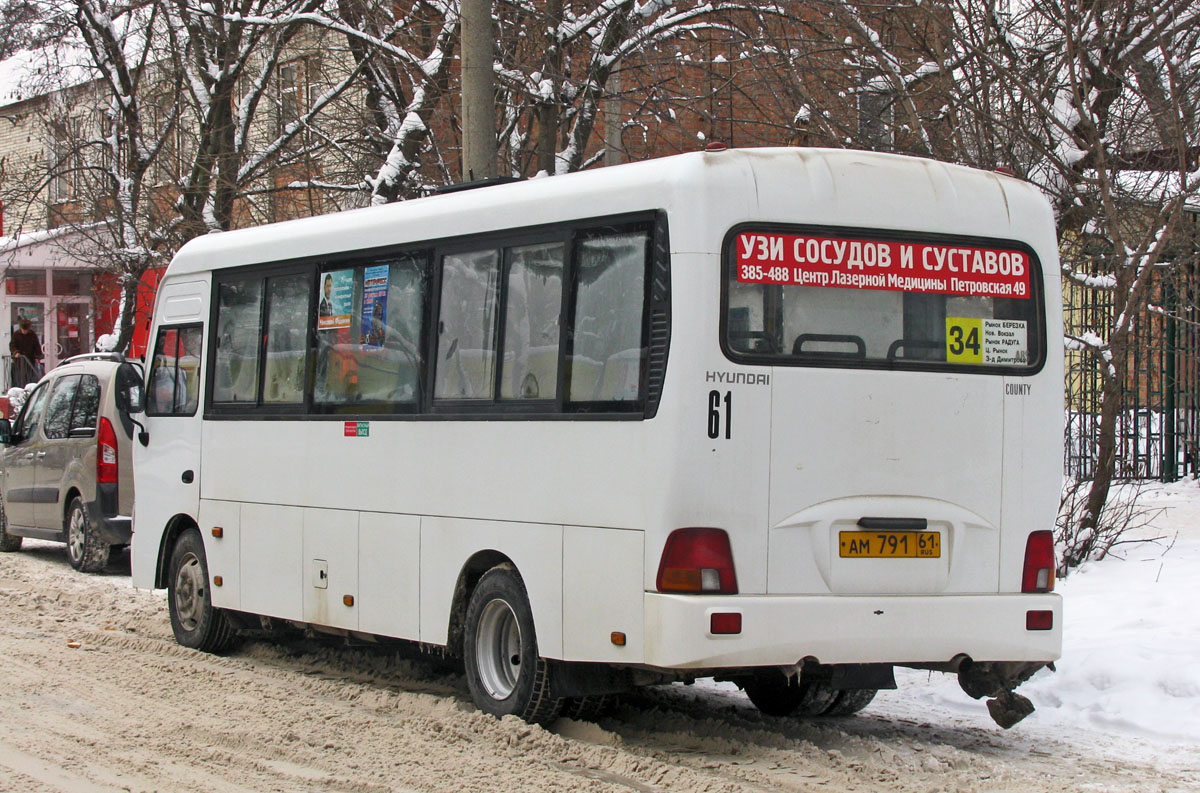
[{"left": 0, "top": 353, "right": 139, "bottom": 571}]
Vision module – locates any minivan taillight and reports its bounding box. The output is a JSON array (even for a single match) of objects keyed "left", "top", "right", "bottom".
[
  {"left": 97, "top": 417, "right": 118, "bottom": 485},
  {"left": 1021, "top": 531, "right": 1055, "bottom": 593},
  {"left": 656, "top": 528, "right": 738, "bottom": 594}
]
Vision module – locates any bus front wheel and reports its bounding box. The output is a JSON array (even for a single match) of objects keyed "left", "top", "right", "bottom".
[
  {"left": 463, "top": 566, "right": 561, "bottom": 724},
  {"left": 167, "top": 529, "right": 237, "bottom": 653}
]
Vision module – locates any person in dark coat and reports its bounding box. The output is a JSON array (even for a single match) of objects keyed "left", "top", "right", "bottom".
[{"left": 9, "top": 318, "right": 44, "bottom": 387}]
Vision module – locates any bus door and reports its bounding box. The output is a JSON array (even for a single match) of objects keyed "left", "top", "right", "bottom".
[{"left": 131, "top": 281, "right": 208, "bottom": 590}]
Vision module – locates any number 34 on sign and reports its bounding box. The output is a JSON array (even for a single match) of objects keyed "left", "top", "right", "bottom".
[{"left": 945, "top": 317, "right": 1029, "bottom": 366}]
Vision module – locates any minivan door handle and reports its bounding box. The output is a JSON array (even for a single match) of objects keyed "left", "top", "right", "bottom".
[
  {"left": 181, "top": 470, "right": 194, "bottom": 484},
  {"left": 857, "top": 517, "right": 928, "bottom": 531}
]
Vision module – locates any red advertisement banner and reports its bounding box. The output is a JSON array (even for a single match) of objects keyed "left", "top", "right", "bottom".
[{"left": 735, "top": 232, "right": 1031, "bottom": 299}]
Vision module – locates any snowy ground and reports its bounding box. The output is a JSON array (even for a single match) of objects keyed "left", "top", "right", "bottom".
[{"left": 1, "top": 482, "right": 1199, "bottom": 792}]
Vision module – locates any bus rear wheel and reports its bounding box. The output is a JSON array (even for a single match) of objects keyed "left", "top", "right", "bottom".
[
  {"left": 822, "top": 687, "right": 878, "bottom": 716},
  {"left": 168, "top": 529, "right": 237, "bottom": 653},
  {"left": 743, "top": 674, "right": 805, "bottom": 716},
  {"left": 743, "top": 674, "right": 844, "bottom": 717},
  {"left": 463, "top": 566, "right": 561, "bottom": 724}
]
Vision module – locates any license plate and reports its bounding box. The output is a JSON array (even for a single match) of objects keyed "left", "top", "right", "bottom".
[{"left": 839, "top": 530, "right": 941, "bottom": 558}]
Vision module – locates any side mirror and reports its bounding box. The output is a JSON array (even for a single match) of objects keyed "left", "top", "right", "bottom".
[
  {"left": 115, "top": 362, "right": 146, "bottom": 414},
  {"left": 0, "top": 418, "right": 12, "bottom": 445}
]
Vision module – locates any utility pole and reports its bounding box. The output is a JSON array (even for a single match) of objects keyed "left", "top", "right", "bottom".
[{"left": 461, "top": 0, "right": 496, "bottom": 181}]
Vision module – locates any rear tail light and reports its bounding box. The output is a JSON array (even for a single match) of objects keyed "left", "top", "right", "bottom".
[
  {"left": 656, "top": 528, "right": 738, "bottom": 594},
  {"left": 97, "top": 417, "right": 119, "bottom": 485},
  {"left": 1022, "top": 531, "right": 1056, "bottom": 593}
]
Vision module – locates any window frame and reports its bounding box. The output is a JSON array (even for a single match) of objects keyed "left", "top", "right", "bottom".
[
  {"left": 719, "top": 222, "right": 1048, "bottom": 377},
  {"left": 147, "top": 323, "right": 205, "bottom": 418},
  {"left": 207, "top": 262, "right": 311, "bottom": 417},
  {"left": 201, "top": 211, "right": 666, "bottom": 421},
  {"left": 309, "top": 252, "right": 432, "bottom": 416}
]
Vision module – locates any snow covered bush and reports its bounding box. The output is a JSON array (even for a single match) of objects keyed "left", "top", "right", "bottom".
[{"left": 1056, "top": 479, "right": 1168, "bottom": 576}]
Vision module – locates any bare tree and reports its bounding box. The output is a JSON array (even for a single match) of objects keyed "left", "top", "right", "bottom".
[
  {"left": 3, "top": 0, "right": 366, "bottom": 349},
  {"left": 492, "top": 0, "right": 759, "bottom": 176},
  {"left": 731, "top": 1, "right": 1200, "bottom": 567}
]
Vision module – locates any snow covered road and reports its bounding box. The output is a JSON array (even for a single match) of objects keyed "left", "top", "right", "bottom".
[{"left": 2, "top": 480, "right": 1199, "bottom": 792}]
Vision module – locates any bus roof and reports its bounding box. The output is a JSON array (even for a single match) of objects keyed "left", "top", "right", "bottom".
[{"left": 165, "top": 148, "right": 1055, "bottom": 277}]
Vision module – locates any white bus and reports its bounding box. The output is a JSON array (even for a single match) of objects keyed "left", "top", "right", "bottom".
[{"left": 126, "top": 147, "right": 1062, "bottom": 727}]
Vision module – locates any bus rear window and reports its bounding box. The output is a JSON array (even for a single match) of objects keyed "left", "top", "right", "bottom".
[{"left": 724, "top": 228, "right": 1044, "bottom": 373}]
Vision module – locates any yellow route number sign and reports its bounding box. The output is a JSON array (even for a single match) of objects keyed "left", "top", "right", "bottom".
[{"left": 946, "top": 317, "right": 983, "bottom": 364}]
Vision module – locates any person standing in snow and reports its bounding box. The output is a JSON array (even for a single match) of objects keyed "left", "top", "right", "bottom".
[{"left": 9, "top": 318, "right": 43, "bottom": 387}]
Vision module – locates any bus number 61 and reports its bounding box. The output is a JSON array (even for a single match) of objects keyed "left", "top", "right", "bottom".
[{"left": 708, "top": 390, "right": 732, "bottom": 440}]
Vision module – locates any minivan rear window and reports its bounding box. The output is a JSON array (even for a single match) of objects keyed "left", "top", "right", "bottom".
[{"left": 723, "top": 226, "right": 1044, "bottom": 374}]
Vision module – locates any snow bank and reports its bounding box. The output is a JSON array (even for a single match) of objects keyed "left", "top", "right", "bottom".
[
  {"left": 871, "top": 480, "right": 1200, "bottom": 749},
  {"left": 1023, "top": 481, "right": 1200, "bottom": 743}
]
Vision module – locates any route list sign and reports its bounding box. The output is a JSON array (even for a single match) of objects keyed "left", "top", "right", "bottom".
[{"left": 735, "top": 232, "right": 1032, "bottom": 300}]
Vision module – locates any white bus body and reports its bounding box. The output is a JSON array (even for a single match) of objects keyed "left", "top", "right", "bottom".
[{"left": 131, "top": 148, "right": 1062, "bottom": 725}]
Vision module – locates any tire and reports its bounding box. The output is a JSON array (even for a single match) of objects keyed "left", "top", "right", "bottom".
[
  {"left": 167, "top": 529, "right": 237, "bottom": 653},
  {"left": 463, "top": 566, "right": 562, "bottom": 724},
  {"left": 562, "top": 695, "right": 611, "bottom": 722},
  {"left": 0, "top": 496, "right": 22, "bottom": 552},
  {"left": 65, "top": 497, "right": 109, "bottom": 572},
  {"left": 744, "top": 674, "right": 805, "bottom": 717},
  {"left": 821, "top": 688, "right": 878, "bottom": 717},
  {"left": 794, "top": 680, "right": 841, "bottom": 716}
]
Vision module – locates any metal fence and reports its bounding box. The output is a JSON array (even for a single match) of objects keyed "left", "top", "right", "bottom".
[{"left": 1064, "top": 266, "right": 1200, "bottom": 481}]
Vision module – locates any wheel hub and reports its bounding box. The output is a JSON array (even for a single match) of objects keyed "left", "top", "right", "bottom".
[
  {"left": 174, "top": 552, "right": 206, "bottom": 631},
  {"left": 67, "top": 507, "right": 85, "bottom": 563},
  {"left": 475, "top": 598, "right": 522, "bottom": 700}
]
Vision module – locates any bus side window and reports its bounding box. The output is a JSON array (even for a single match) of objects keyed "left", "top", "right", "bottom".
[
  {"left": 435, "top": 249, "right": 501, "bottom": 400},
  {"left": 262, "top": 274, "right": 309, "bottom": 404},
  {"left": 213, "top": 280, "right": 263, "bottom": 404},
  {"left": 567, "top": 230, "right": 649, "bottom": 404},
  {"left": 313, "top": 255, "right": 428, "bottom": 408},
  {"left": 499, "top": 242, "right": 564, "bottom": 400}
]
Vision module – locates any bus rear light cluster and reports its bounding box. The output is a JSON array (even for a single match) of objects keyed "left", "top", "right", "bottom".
[
  {"left": 1021, "top": 531, "right": 1056, "bottom": 593},
  {"left": 97, "top": 417, "right": 119, "bottom": 485},
  {"left": 656, "top": 528, "right": 738, "bottom": 594}
]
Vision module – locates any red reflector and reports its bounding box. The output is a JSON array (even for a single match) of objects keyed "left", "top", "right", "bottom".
[
  {"left": 656, "top": 528, "right": 738, "bottom": 594},
  {"left": 97, "top": 417, "right": 119, "bottom": 485},
  {"left": 710, "top": 612, "right": 742, "bottom": 635},
  {"left": 1022, "top": 531, "right": 1056, "bottom": 593},
  {"left": 1026, "top": 610, "right": 1053, "bottom": 631}
]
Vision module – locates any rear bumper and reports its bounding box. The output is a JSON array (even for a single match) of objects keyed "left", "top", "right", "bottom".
[
  {"left": 643, "top": 592, "right": 1062, "bottom": 670},
  {"left": 84, "top": 491, "right": 132, "bottom": 546}
]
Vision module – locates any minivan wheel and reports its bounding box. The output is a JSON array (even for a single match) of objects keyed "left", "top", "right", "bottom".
[
  {"left": 0, "top": 496, "right": 22, "bottom": 552},
  {"left": 66, "top": 497, "right": 109, "bottom": 572},
  {"left": 168, "top": 529, "right": 237, "bottom": 653},
  {"left": 463, "top": 566, "right": 561, "bottom": 724}
]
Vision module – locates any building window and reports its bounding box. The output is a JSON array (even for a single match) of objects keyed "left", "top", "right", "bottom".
[
  {"left": 5, "top": 269, "right": 48, "bottom": 296},
  {"left": 46, "top": 124, "right": 73, "bottom": 203},
  {"left": 52, "top": 270, "right": 94, "bottom": 295}
]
